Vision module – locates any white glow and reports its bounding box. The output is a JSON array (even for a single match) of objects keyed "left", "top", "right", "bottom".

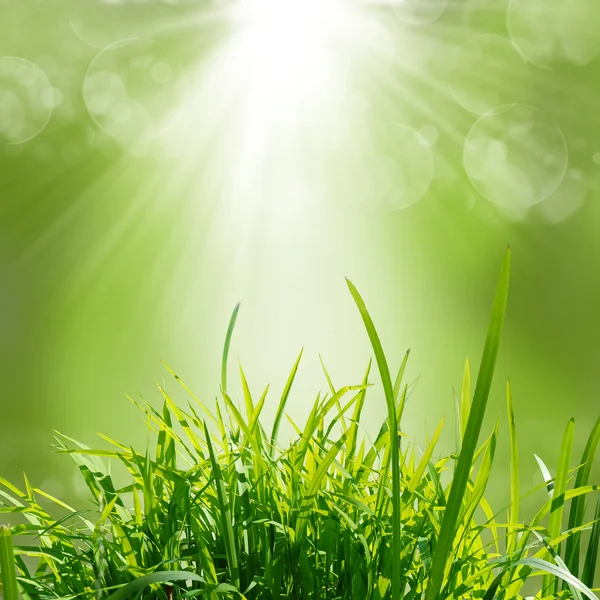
[{"left": 230, "top": 0, "right": 347, "bottom": 107}]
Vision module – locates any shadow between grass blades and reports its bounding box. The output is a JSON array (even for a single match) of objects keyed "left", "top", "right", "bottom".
[{"left": 1, "top": 247, "right": 600, "bottom": 600}]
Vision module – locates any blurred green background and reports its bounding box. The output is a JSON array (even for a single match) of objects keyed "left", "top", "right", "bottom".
[{"left": 1, "top": 0, "right": 599, "bottom": 511}]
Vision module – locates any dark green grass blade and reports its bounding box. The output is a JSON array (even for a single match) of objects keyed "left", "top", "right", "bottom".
[
  {"left": 203, "top": 421, "right": 240, "bottom": 589},
  {"left": 425, "top": 247, "right": 510, "bottom": 600},
  {"left": 566, "top": 415, "right": 600, "bottom": 577},
  {"left": 0, "top": 526, "right": 19, "bottom": 600},
  {"left": 582, "top": 493, "right": 600, "bottom": 588},
  {"left": 222, "top": 300, "right": 241, "bottom": 395},
  {"left": 346, "top": 277, "right": 403, "bottom": 600}
]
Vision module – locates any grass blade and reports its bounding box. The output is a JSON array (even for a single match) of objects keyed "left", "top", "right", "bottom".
[
  {"left": 203, "top": 421, "right": 240, "bottom": 589},
  {"left": 425, "top": 247, "right": 510, "bottom": 600},
  {"left": 0, "top": 526, "right": 18, "bottom": 600},
  {"left": 269, "top": 348, "right": 303, "bottom": 456},
  {"left": 544, "top": 417, "right": 574, "bottom": 594},
  {"left": 566, "top": 415, "right": 600, "bottom": 577},
  {"left": 104, "top": 570, "right": 239, "bottom": 600},
  {"left": 582, "top": 493, "right": 600, "bottom": 589},
  {"left": 222, "top": 300, "right": 241, "bottom": 395},
  {"left": 346, "top": 277, "right": 403, "bottom": 600},
  {"left": 506, "top": 379, "right": 520, "bottom": 555}
]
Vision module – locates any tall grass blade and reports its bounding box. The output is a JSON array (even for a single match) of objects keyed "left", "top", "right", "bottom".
[
  {"left": 221, "top": 300, "right": 241, "bottom": 395},
  {"left": 425, "top": 247, "right": 510, "bottom": 600},
  {"left": 346, "top": 277, "right": 403, "bottom": 600},
  {"left": 582, "top": 493, "right": 600, "bottom": 589},
  {"left": 460, "top": 358, "right": 471, "bottom": 446},
  {"left": 269, "top": 348, "right": 303, "bottom": 455},
  {"left": 203, "top": 421, "right": 240, "bottom": 589},
  {"left": 544, "top": 417, "right": 574, "bottom": 594},
  {"left": 506, "top": 378, "right": 520, "bottom": 555},
  {"left": 0, "top": 526, "right": 18, "bottom": 600},
  {"left": 566, "top": 415, "right": 600, "bottom": 577}
]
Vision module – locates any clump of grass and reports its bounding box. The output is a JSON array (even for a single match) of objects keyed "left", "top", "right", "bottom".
[{"left": 1, "top": 248, "right": 600, "bottom": 600}]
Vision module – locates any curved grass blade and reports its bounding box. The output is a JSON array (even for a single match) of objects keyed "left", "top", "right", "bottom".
[
  {"left": 425, "top": 247, "right": 510, "bottom": 600},
  {"left": 482, "top": 557, "right": 597, "bottom": 600},
  {"left": 346, "top": 277, "right": 403, "bottom": 600},
  {"left": 104, "top": 570, "right": 240, "bottom": 600},
  {"left": 222, "top": 300, "right": 241, "bottom": 395}
]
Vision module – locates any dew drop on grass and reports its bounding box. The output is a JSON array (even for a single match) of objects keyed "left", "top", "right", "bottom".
[
  {"left": 0, "top": 57, "right": 54, "bottom": 145},
  {"left": 83, "top": 38, "right": 184, "bottom": 144},
  {"left": 350, "top": 122, "right": 434, "bottom": 210},
  {"left": 448, "top": 34, "right": 528, "bottom": 115},
  {"left": 389, "top": 0, "right": 449, "bottom": 26},
  {"left": 463, "top": 104, "right": 567, "bottom": 210},
  {"left": 507, "top": 0, "right": 600, "bottom": 68}
]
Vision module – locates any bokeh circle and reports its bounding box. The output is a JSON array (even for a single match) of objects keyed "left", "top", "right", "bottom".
[
  {"left": 351, "top": 122, "right": 434, "bottom": 210},
  {"left": 463, "top": 104, "right": 567, "bottom": 209},
  {"left": 449, "top": 34, "right": 528, "bottom": 115},
  {"left": 507, "top": 0, "right": 600, "bottom": 68},
  {"left": 389, "top": 0, "right": 449, "bottom": 26},
  {"left": 0, "top": 56, "right": 54, "bottom": 145},
  {"left": 83, "top": 39, "right": 184, "bottom": 143}
]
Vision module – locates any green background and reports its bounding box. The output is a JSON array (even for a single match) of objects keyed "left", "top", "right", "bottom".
[{"left": 1, "top": 0, "right": 599, "bottom": 510}]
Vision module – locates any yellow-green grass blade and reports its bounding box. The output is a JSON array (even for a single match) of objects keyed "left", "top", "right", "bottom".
[
  {"left": 346, "top": 277, "right": 403, "bottom": 600},
  {"left": 393, "top": 349, "right": 410, "bottom": 404},
  {"left": 269, "top": 348, "right": 303, "bottom": 456},
  {"left": 346, "top": 359, "right": 372, "bottom": 472},
  {"left": 0, "top": 526, "right": 19, "bottom": 600},
  {"left": 543, "top": 417, "right": 574, "bottom": 595},
  {"left": 405, "top": 417, "right": 445, "bottom": 497},
  {"left": 566, "top": 415, "right": 600, "bottom": 577},
  {"left": 425, "top": 247, "right": 510, "bottom": 600},
  {"left": 507, "top": 379, "right": 520, "bottom": 555},
  {"left": 582, "top": 493, "right": 600, "bottom": 588},
  {"left": 460, "top": 358, "right": 471, "bottom": 446},
  {"left": 239, "top": 365, "right": 254, "bottom": 421},
  {"left": 295, "top": 431, "right": 348, "bottom": 540},
  {"left": 221, "top": 300, "right": 241, "bottom": 395}
]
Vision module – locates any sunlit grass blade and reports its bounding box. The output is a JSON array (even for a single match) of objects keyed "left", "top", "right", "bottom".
[
  {"left": 346, "top": 277, "right": 403, "bottom": 600},
  {"left": 221, "top": 300, "right": 241, "bottom": 395},
  {"left": 269, "top": 348, "right": 303, "bottom": 456},
  {"left": 0, "top": 526, "right": 19, "bottom": 600},
  {"left": 425, "top": 246, "right": 510, "bottom": 600},
  {"left": 566, "top": 415, "right": 600, "bottom": 577}
]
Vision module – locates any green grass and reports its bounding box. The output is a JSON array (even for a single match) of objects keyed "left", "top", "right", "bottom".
[{"left": 1, "top": 248, "right": 600, "bottom": 600}]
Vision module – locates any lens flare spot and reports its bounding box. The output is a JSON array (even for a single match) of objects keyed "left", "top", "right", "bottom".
[{"left": 463, "top": 104, "right": 567, "bottom": 209}]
